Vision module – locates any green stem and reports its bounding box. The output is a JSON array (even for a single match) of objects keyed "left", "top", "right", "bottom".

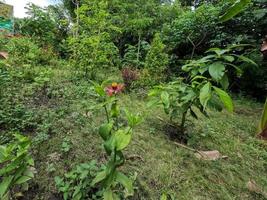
[
  {"left": 180, "top": 111, "right": 187, "bottom": 134},
  {"left": 104, "top": 105, "right": 110, "bottom": 123}
]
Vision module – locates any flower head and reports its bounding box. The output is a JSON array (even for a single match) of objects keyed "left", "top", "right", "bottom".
[{"left": 105, "top": 82, "right": 124, "bottom": 96}]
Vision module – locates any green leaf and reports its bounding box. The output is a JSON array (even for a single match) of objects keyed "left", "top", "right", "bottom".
[
  {"left": 0, "top": 176, "right": 13, "bottom": 198},
  {"left": 95, "top": 85, "right": 105, "bottom": 96},
  {"left": 219, "top": 75, "right": 229, "bottom": 90},
  {"left": 161, "top": 91, "right": 170, "bottom": 109},
  {"left": 111, "top": 103, "right": 119, "bottom": 118},
  {"left": 125, "top": 109, "right": 142, "bottom": 127},
  {"left": 199, "top": 82, "right": 211, "bottom": 109},
  {"left": 208, "top": 62, "right": 225, "bottom": 81},
  {"left": 14, "top": 175, "right": 32, "bottom": 185},
  {"left": 104, "top": 136, "right": 116, "bottom": 155},
  {"left": 114, "top": 130, "right": 132, "bottom": 151},
  {"left": 236, "top": 55, "right": 258, "bottom": 66},
  {"left": 0, "top": 146, "right": 7, "bottom": 162},
  {"left": 116, "top": 172, "right": 134, "bottom": 196},
  {"left": 160, "top": 193, "right": 168, "bottom": 200},
  {"left": 220, "top": 0, "right": 251, "bottom": 22},
  {"left": 91, "top": 170, "right": 107, "bottom": 186},
  {"left": 213, "top": 86, "right": 234, "bottom": 112},
  {"left": 223, "top": 55, "right": 235, "bottom": 62},
  {"left": 99, "top": 123, "right": 113, "bottom": 141},
  {"left": 103, "top": 189, "right": 115, "bottom": 200}
]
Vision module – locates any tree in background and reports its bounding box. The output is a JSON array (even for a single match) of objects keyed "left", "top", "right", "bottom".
[
  {"left": 68, "top": 0, "right": 119, "bottom": 79},
  {"left": 15, "top": 3, "right": 70, "bottom": 55},
  {"left": 144, "top": 33, "right": 169, "bottom": 85}
]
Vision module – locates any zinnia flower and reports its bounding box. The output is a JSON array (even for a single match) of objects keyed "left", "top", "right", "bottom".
[{"left": 105, "top": 82, "right": 124, "bottom": 96}]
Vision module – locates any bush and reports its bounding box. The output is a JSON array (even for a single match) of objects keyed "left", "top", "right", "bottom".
[
  {"left": 121, "top": 67, "right": 139, "bottom": 91},
  {"left": 164, "top": 4, "right": 220, "bottom": 56},
  {"left": 144, "top": 33, "right": 169, "bottom": 85},
  {"left": 68, "top": 35, "right": 119, "bottom": 80},
  {"left": 5, "top": 37, "right": 56, "bottom": 67}
]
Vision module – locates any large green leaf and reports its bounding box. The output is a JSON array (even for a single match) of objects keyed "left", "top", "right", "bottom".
[
  {"left": 220, "top": 0, "right": 251, "bottom": 22},
  {"left": 0, "top": 176, "right": 13, "bottom": 198},
  {"left": 236, "top": 55, "right": 258, "bottom": 66},
  {"left": 99, "top": 123, "right": 113, "bottom": 141},
  {"left": 161, "top": 91, "right": 170, "bottom": 113},
  {"left": 103, "top": 189, "right": 113, "bottom": 200},
  {"left": 208, "top": 62, "right": 225, "bottom": 81},
  {"left": 116, "top": 172, "right": 134, "bottom": 196},
  {"left": 91, "top": 170, "right": 107, "bottom": 186},
  {"left": 199, "top": 82, "right": 211, "bottom": 109},
  {"left": 258, "top": 98, "right": 267, "bottom": 133},
  {"left": 114, "top": 130, "right": 132, "bottom": 151},
  {"left": 220, "top": 74, "right": 229, "bottom": 90},
  {"left": 213, "top": 86, "right": 234, "bottom": 112}
]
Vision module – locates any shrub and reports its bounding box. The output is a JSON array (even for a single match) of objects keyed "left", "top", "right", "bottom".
[
  {"left": 164, "top": 4, "right": 220, "bottom": 56},
  {"left": 144, "top": 33, "right": 169, "bottom": 85},
  {"left": 149, "top": 45, "right": 255, "bottom": 138},
  {"left": 68, "top": 35, "right": 119, "bottom": 80},
  {"left": 121, "top": 67, "right": 139, "bottom": 91},
  {"left": 122, "top": 41, "right": 150, "bottom": 69},
  {"left": 5, "top": 37, "right": 56, "bottom": 67},
  {"left": 0, "top": 134, "right": 35, "bottom": 199}
]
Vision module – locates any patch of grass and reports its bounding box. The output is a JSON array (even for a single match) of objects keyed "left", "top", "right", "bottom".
[{"left": 2, "top": 66, "right": 266, "bottom": 199}]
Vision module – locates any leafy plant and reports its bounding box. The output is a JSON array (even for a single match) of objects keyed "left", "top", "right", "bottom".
[
  {"left": 61, "top": 138, "right": 72, "bottom": 153},
  {"left": 122, "top": 41, "right": 150, "bottom": 68},
  {"left": 55, "top": 161, "right": 100, "bottom": 200},
  {"left": 0, "top": 134, "right": 35, "bottom": 199},
  {"left": 149, "top": 45, "right": 255, "bottom": 137},
  {"left": 91, "top": 81, "right": 142, "bottom": 199},
  {"left": 144, "top": 33, "right": 169, "bottom": 85}
]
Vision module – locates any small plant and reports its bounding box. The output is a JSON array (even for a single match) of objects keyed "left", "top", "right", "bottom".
[
  {"left": 55, "top": 161, "right": 100, "bottom": 200},
  {"left": 0, "top": 134, "right": 35, "bottom": 199},
  {"left": 149, "top": 45, "right": 256, "bottom": 138},
  {"left": 121, "top": 67, "right": 139, "bottom": 91},
  {"left": 91, "top": 81, "right": 142, "bottom": 199},
  {"left": 61, "top": 138, "right": 72, "bottom": 153}
]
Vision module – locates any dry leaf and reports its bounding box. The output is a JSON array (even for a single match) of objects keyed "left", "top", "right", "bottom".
[
  {"left": 195, "top": 150, "right": 228, "bottom": 161},
  {"left": 0, "top": 52, "right": 8, "bottom": 59}
]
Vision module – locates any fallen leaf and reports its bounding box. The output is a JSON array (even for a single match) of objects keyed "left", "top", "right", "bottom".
[
  {"left": 0, "top": 52, "right": 8, "bottom": 59},
  {"left": 195, "top": 150, "right": 228, "bottom": 160}
]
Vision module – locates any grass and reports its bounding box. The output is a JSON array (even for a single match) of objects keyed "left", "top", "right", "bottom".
[{"left": 1, "top": 65, "right": 267, "bottom": 200}]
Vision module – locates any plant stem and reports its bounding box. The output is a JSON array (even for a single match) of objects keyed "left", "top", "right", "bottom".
[
  {"left": 104, "top": 105, "right": 110, "bottom": 123},
  {"left": 180, "top": 111, "right": 187, "bottom": 134}
]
